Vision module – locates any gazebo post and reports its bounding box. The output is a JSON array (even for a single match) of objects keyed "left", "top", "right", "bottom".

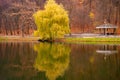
[
  {"left": 113, "top": 28, "right": 116, "bottom": 35},
  {"left": 99, "top": 29, "right": 101, "bottom": 34},
  {"left": 107, "top": 28, "right": 109, "bottom": 35},
  {"left": 103, "top": 28, "right": 105, "bottom": 35},
  {"left": 105, "top": 28, "right": 107, "bottom": 35},
  {"left": 100, "top": 29, "right": 102, "bottom": 34}
]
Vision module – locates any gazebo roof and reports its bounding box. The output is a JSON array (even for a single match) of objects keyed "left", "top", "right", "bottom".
[{"left": 96, "top": 23, "right": 117, "bottom": 29}]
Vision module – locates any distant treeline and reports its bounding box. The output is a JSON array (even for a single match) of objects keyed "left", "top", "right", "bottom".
[{"left": 0, "top": 0, "right": 120, "bottom": 36}]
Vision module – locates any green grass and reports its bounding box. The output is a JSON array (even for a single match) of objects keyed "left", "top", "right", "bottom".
[
  {"left": 64, "top": 37, "right": 120, "bottom": 45},
  {"left": 0, "top": 36, "right": 40, "bottom": 42},
  {"left": 1, "top": 36, "right": 120, "bottom": 45},
  {"left": 0, "top": 37, "right": 7, "bottom": 41}
]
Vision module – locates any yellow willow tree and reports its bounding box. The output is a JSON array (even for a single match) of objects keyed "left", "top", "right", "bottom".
[{"left": 33, "top": 0, "right": 70, "bottom": 40}]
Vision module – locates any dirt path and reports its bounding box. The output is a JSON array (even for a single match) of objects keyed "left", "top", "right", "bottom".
[{"left": 65, "top": 33, "right": 120, "bottom": 38}]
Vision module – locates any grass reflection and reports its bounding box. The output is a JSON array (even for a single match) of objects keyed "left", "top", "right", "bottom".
[{"left": 34, "top": 42, "right": 70, "bottom": 80}]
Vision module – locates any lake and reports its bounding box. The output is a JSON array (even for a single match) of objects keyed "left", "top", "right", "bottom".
[{"left": 0, "top": 42, "right": 120, "bottom": 80}]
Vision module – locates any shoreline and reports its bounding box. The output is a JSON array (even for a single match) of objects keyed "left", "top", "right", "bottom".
[
  {"left": 1, "top": 35, "right": 120, "bottom": 44},
  {"left": 0, "top": 36, "right": 40, "bottom": 42}
]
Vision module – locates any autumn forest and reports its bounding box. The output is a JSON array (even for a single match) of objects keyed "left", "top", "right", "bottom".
[{"left": 0, "top": 0, "right": 120, "bottom": 36}]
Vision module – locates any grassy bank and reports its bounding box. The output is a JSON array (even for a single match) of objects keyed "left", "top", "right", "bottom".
[
  {"left": 0, "top": 37, "right": 7, "bottom": 41},
  {"left": 1, "top": 36, "right": 120, "bottom": 45},
  {"left": 0, "top": 36, "right": 40, "bottom": 42},
  {"left": 64, "top": 37, "right": 120, "bottom": 44}
]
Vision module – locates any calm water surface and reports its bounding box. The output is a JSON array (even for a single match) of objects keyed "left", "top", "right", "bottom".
[{"left": 0, "top": 42, "right": 120, "bottom": 80}]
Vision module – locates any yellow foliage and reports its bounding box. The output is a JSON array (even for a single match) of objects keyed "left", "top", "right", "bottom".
[
  {"left": 90, "top": 56, "right": 94, "bottom": 64},
  {"left": 34, "top": 43, "right": 70, "bottom": 80},
  {"left": 33, "top": 0, "right": 70, "bottom": 40},
  {"left": 33, "top": 30, "right": 39, "bottom": 37},
  {"left": 89, "top": 12, "right": 95, "bottom": 19}
]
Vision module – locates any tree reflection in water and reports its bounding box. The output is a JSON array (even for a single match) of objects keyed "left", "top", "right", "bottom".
[{"left": 34, "top": 42, "right": 70, "bottom": 80}]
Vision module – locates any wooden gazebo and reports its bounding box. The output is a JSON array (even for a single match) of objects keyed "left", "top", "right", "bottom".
[{"left": 96, "top": 23, "right": 117, "bottom": 35}]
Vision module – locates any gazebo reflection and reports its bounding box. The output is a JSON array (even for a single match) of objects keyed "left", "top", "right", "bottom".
[{"left": 96, "top": 45, "right": 118, "bottom": 60}]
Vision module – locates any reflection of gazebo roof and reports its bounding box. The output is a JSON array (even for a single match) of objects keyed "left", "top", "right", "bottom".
[
  {"left": 96, "top": 50, "right": 118, "bottom": 55},
  {"left": 96, "top": 23, "right": 117, "bottom": 29}
]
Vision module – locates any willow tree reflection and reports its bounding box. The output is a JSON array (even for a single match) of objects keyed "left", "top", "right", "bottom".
[{"left": 34, "top": 43, "right": 70, "bottom": 80}]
